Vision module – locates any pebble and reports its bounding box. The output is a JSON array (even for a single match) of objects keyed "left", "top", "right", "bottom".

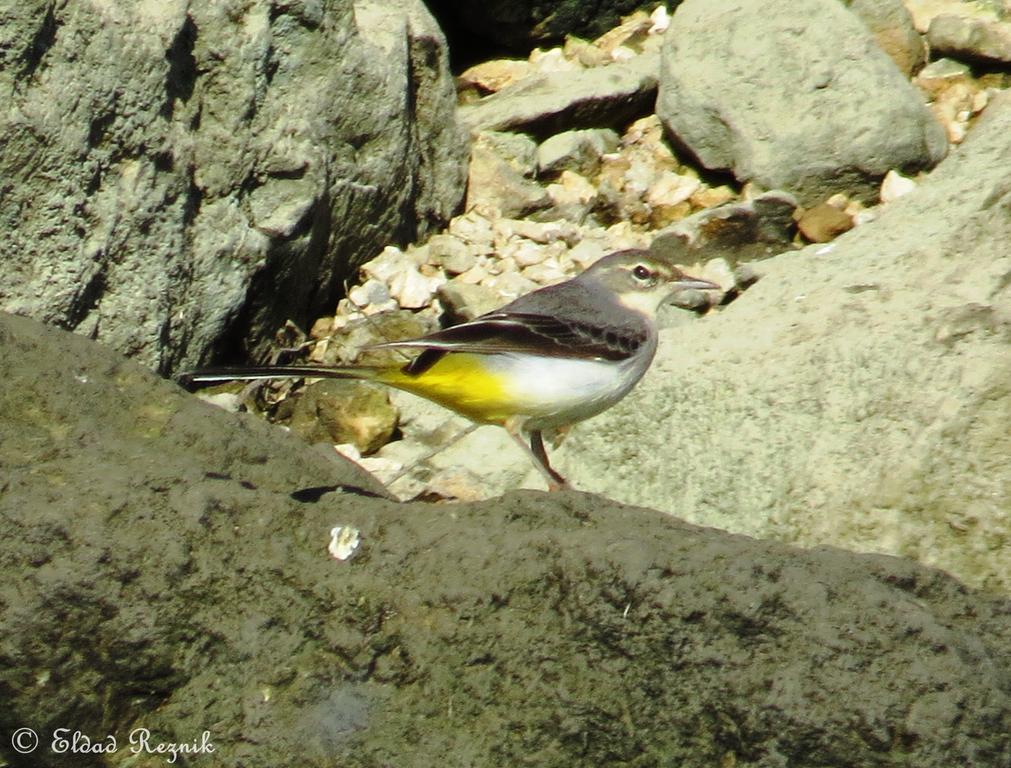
[
  {"left": 796, "top": 203, "right": 854, "bottom": 243},
  {"left": 457, "top": 59, "right": 536, "bottom": 95},
  {"left": 880, "top": 170, "right": 918, "bottom": 203},
  {"left": 438, "top": 281, "right": 504, "bottom": 322},
  {"left": 388, "top": 263, "right": 446, "bottom": 309}
]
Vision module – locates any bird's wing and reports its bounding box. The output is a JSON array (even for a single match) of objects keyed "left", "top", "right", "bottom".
[{"left": 369, "top": 312, "right": 646, "bottom": 362}]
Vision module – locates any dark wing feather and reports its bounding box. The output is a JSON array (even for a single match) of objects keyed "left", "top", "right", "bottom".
[{"left": 372, "top": 312, "right": 646, "bottom": 375}]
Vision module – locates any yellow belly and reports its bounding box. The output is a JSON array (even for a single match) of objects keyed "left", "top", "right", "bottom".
[{"left": 376, "top": 353, "right": 517, "bottom": 425}]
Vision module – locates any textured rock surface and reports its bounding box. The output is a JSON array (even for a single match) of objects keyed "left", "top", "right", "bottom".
[
  {"left": 560, "top": 94, "right": 1011, "bottom": 593},
  {"left": 2, "top": 311, "right": 1009, "bottom": 767},
  {"left": 459, "top": 52, "right": 658, "bottom": 137},
  {"left": 657, "top": 0, "right": 948, "bottom": 204},
  {"left": 0, "top": 0, "right": 468, "bottom": 374},
  {"left": 842, "top": 0, "right": 926, "bottom": 75},
  {"left": 929, "top": 13, "right": 1011, "bottom": 63}
]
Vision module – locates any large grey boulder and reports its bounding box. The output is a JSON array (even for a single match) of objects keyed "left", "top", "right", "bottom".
[
  {"left": 1, "top": 311, "right": 1009, "bottom": 767},
  {"left": 656, "top": 0, "right": 948, "bottom": 204},
  {"left": 561, "top": 93, "right": 1011, "bottom": 594},
  {"left": 0, "top": 0, "right": 468, "bottom": 374}
]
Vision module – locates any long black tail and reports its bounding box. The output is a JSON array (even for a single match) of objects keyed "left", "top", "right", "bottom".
[{"left": 175, "top": 365, "right": 378, "bottom": 389}]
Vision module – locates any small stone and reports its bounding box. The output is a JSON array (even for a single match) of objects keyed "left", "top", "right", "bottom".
[
  {"left": 457, "top": 59, "right": 536, "bottom": 94},
  {"left": 567, "top": 239, "right": 608, "bottom": 268},
  {"left": 880, "top": 170, "right": 917, "bottom": 203},
  {"left": 427, "top": 234, "right": 476, "bottom": 275},
  {"left": 914, "top": 57, "right": 972, "bottom": 99},
  {"left": 388, "top": 264, "right": 445, "bottom": 309},
  {"left": 425, "top": 467, "right": 488, "bottom": 502},
  {"left": 537, "top": 128, "right": 621, "bottom": 177},
  {"left": 507, "top": 218, "right": 582, "bottom": 245},
  {"left": 649, "top": 6, "right": 670, "bottom": 34},
  {"left": 529, "top": 46, "right": 581, "bottom": 74},
  {"left": 327, "top": 525, "right": 361, "bottom": 562},
  {"left": 449, "top": 210, "right": 496, "bottom": 250},
  {"left": 702, "top": 257, "right": 737, "bottom": 292},
  {"left": 455, "top": 263, "right": 491, "bottom": 285},
  {"left": 438, "top": 281, "right": 503, "bottom": 322},
  {"left": 563, "top": 36, "right": 611, "bottom": 68},
  {"left": 825, "top": 193, "right": 851, "bottom": 210},
  {"left": 522, "top": 260, "right": 568, "bottom": 285},
  {"left": 473, "top": 131, "right": 539, "bottom": 177},
  {"left": 466, "top": 140, "right": 552, "bottom": 218},
  {"left": 796, "top": 203, "right": 854, "bottom": 243},
  {"left": 348, "top": 279, "right": 392, "bottom": 309},
  {"left": 287, "top": 380, "right": 398, "bottom": 455},
  {"left": 310, "top": 316, "right": 335, "bottom": 339},
  {"left": 484, "top": 271, "right": 539, "bottom": 301},
  {"left": 360, "top": 246, "right": 407, "bottom": 284},
  {"left": 546, "top": 170, "right": 599, "bottom": 223},
  {"left": 593, "top": 10, "right": 652, "bottom": 55},
  {"left": 646, "top": 170, "right": 701, "bottom": 208},
  {"left": 690, "top": 185, "right": 736, "bottom": 209},
  {"left": 505, "top": 240, "right": 549, "bottom": 268}
]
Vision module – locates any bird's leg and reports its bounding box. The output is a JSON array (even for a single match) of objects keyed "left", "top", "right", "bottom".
[
  {"left": 530, "top": 429, "right": 570, "bottom": 491},
  {"left": 504, "top": 418, "right": 570, "bottom": 491}
]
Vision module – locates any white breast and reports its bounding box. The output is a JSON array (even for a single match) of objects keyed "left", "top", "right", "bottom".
[{"left": 489, "top": 343, "right": 656, "bottom": 430}]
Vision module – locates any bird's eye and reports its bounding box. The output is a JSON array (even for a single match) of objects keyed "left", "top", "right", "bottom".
[{"left": 632, "top": 264, "right": 653, "bottom": 282}]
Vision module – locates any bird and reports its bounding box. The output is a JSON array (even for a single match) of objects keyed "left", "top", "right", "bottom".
[{"left": 178, "top": 249, "right": 719, "bottom": 491}]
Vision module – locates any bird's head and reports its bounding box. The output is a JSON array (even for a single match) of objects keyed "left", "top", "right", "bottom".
[{"left": 580, "top": 249, "right": 720, "bottom": 316}]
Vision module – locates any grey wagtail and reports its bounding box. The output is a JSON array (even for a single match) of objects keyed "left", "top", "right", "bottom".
[{"left": 179, "top": 249, "right": 718, "bottom": 490}]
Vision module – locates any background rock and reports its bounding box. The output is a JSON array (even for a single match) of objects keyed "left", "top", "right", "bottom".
[
  {"left": 459, "top": 52, "right": 659, "bottom": 137},
  {"left": 424, "top": 0, "right": 662, "bottom": 66},
  {"left": 0, "top": 0, "right": 468, "bottom": 374},
  {"left": 842, "top": 0, "right": 926, "bottom": 76},
  {"left": 657, "top": 0, "right": 948, "bottom": 204},
  {"left": 928, "top": 13, "right": 1011, "bottom": 63},
  {"left": 560, "top": 93, "right": 1011, "bottom": 594},
  {"left": 2, "top": 311, "right": 1009, "bottom": 767}
]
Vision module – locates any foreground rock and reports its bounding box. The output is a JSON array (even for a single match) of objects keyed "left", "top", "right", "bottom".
[
  {"left": 0, "top": 0, "right": 468, "bottom": 373},
  {"left": 2, "top": 311, "right": 1010, "bottom": 767},
  {"left": 657, "top": 0, "right": 948, "bottom": 204},
  {"left": 562, "top": 93, "right": 1011, "bottom": 593}
]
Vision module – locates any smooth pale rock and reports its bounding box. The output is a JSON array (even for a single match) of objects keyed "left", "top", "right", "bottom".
[
  {"left": 536, "top": 128, "right": 620, "bottom": 177},
  {"left": 657, "top": 0, "right": 948, "bottom": 204},
  {"left": 0, "top": 0, "right": 467, "bottom": 372},
  {"left": 880, "top": 169, "right": 918, "bottom": 202}
]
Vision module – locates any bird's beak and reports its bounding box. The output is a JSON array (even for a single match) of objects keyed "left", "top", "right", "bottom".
[{"left": 673, "top": 274, "right": 721, "bottom": 291}]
